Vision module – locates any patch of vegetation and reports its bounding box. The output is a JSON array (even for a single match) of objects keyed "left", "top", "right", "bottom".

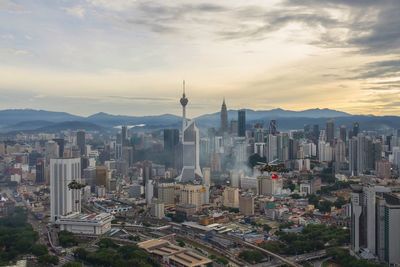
[
  {"left": 58, "top": 230, "right": 78, "bottom": 248},
  {"left": 0, "top": 208, "right": 44, "bottom": 265},
  {"left": 327, "top": 247, "right": 384, "bottom": 267},
  {"left": 271, "top": 224, "right": 349, "bottom": 255},
  {"left": 73, "top": 239, "right": 160, "bottom": 267},
  {"left": 238, "top": 250, "right": 264, "bottom": 264}
]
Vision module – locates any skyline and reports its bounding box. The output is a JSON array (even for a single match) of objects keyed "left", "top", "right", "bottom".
[{"left": 1, "top": 0, "right": 400, "bottom": 116}]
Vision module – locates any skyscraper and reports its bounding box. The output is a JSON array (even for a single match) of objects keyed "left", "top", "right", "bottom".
[
  {"left": 178, "top": 83, "right": 203, "bottom": 182},
  {"left": 53, "top": 138, "right": 65, "bottom": 158},
  {"left": 220, "top": 98, "right": 228, "bottom": 133},
  {"left": 238, "top": 109, "right": 246, "bottom": 137},
  {"left": 164, "top": 129, "right": 179, "bottom": 152},
  {"left": 326, "top": 119, "right": 334, "bottom": 144},
  {"left": 269, "top": 120, "right": 277, "bottom": 135},
  {"left": 50, "top": 157, "right": 81, "bottom": 222},
  {"left": 35, "top": 158, "right": 45, "bottom": 184},
  {"left": 353, "top": 122, "right": 360, "bottom": 137},
  {"left": 164, "top": 129, "right": 180, "bottom": 168},
  {"left": 121, "top": 125, "right": 129, "bottom": 146},
  {"left": 339, "top": 125, "right": 346, "bottom": 141},
  {"left": 76, "top": 130, "right": 86, "bottom": 156}
]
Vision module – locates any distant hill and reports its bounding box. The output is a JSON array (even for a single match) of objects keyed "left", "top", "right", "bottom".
[
  {"left": 86, "top": 112, "right": 181, "bottom": 127},
  {"left": 195, "top": 108, "right": 351, "bottom": 127},
  {"left": 0, "top": 120, "right": 54, "bottom": 132},
  {"left": 0, "top": 109, "right": 82, "bottom": 126},
  {"left": 0, "top": 108, "right": 399, "bottom": 133}
]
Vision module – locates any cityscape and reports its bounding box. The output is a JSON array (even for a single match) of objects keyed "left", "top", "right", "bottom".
[
  {"left": 1, "top": 1, "right": 400, "bottom": 267},
  {"left": 1, "top": 89, "right": 399, "bottom": 267}
]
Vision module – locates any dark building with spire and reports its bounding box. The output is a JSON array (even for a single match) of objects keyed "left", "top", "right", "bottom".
[{"left": 220, "top": 98, "right": 228, "bottom": 134}]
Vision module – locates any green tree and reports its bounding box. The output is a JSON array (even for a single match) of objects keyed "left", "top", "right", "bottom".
[
  {"left": 58, "top": 231, "right": 78, "bottom": 247},
  {"left": 31, "top": 244, "right": 48, "bottom": 256},
  {"left": 238, "top": 250, "right": 264, "bottom": 264},
  {"left": 38, "top": 254, "right": 59, "bottom": 266}
]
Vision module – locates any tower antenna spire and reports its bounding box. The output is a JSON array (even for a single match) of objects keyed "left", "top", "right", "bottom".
[{"left": 183, "top": 80, "right": 185, "bottom": 95}]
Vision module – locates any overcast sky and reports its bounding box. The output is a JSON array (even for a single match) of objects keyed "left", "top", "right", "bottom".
[{"left": 1, "top": 0, "right": 400, "bottom": 117}]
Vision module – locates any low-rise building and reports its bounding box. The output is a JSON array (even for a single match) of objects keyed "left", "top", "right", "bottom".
[
  {"left": 56, "top": 212, "right": 113, "bottom": 235},
  {"left": 138, "top": 239, "right": 213, "bottom": 267}
]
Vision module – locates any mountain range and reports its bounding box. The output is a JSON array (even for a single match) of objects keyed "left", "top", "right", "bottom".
[{"left": 0, "top": 108, "right": 398, "bottom": 133}]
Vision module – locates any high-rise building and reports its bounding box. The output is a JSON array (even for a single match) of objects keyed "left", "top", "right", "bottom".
[
  {"left": 239, "top": 193, "right": 254, "bottom": 216},
  {"left": 50, "top": 158, "right": 81, "bottom": 222},
  {"left": 353, "top": 122, "right": 360, "bottom": 138},
  {"left": 350, "top": 185, "right": 394, "bottom": 264},
  {"left": 35, "top": 158, "right": 45, "bottom": 184},
  {"left": 220, "top": 98, "right": 228, "bottom": 133},
  {"left": 142, "top": 161, "right": 153, "bottom": 186},
  {"left": 222, "top": 187, "right": 239, "bottom": 208},
  {"left": 339, "top": 125, "right": 347, "bottom": 141},
  {"left": 45, "top": 141, "right": 59, "bottom": 161},
  {"left": 53, "top": 138, "right": 65, "bottom": 158},
  {"left": 76, "top": 130, "right": 86, "bottom": 156},
  {"left": 257, "top": 174, "right": 282, "bottom": 196},
  {"left": 375, "top": 159, "right": 391, "bottom": 179},
  {"left": 376, "top": 193, "right": 400, "bottom": 264},
  {"left": 312, "top": 124, "right": 320, "bottom": 142},
  {"left": 121, "top": 125, "right": 129, "bottom": 146},
  {"left": 266, "top": 134, "right": 278, "bottom": 163},
  {"left": 238, "top": 109, "right": 246, "bottom": 137},
  {"left": 150, "top": 198, "right": 165, "bottom": 219},
  {"left": 349, "top": 137, "right": 358, "bottom": 175},
  {"left": 179, "top": 184, "right": 206, "bottom": 211},
  {"left": 164, "top": 129, "right": 179, "bottom": 152},
  {"left": 179, "top": 85, "right": 203, "bottom": 182},
  {"left": 164, "top": 129, "right": 180, "bottom": 168},
  {"left": 230, "top": 120, "right": 238, "bottom": 135},
  {"left": 318, "top": 141, "right": 333, "bottom": 162},
  {"left": 269, "top": 120, "right": 277, "bottom": 135},
  {"left": 326, "top": 119, "right": 335, "bottom": 144},
  {"left": 157, "top": 183, "right": 176, "bottom": 205}
]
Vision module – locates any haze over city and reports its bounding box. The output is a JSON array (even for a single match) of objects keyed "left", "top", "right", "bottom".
[{"left": 1, "top": 0, "right": 400, "bottom": 116}]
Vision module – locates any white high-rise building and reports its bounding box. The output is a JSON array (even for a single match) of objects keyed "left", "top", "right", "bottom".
[
  {"left": 266, "top": 134, "right": 278, "bottom": 163},
  {"left": 178, "top": 83, "right": 203, "bottom": 182},
  {"left": 50, "top": 158, "right": 81, "bottom": 222}
]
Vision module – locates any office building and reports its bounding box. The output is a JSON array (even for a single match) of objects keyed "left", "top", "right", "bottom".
[
  {"left": 238, "top": 109, "right": 246, "bottom": 137},
  {"left": 339, "top": 125, "right": 347, "bottom": 141},
  {"left": 269, "top": 120, "right": 277, "bottom": 135},
  {"left": 258, "top": 174, "right": 283, "bottom": 196},
  {"left": 121, "top": 125, "right": 129, "bottom": 146},
  {"left": 376, "top": 159, "right": 391, "bottom": 179},
  {"left": 76, "top": 130, "right": 86, "bottom": 156},
  {"left": 351, "top": 185, "right": 400, "bottom": 265},
  {"left": 222, "top": 187, "right": 239, "bottom": 208},
  {"left": 220, "top": 98, "right": 228, "bottom": 133},
  {"left": 150, "top": 198, "right": 165, "bottom": 219},
  {"left": 179, "top": 184, "right": 206, "bottom": 211},
  {"left": 35, "top": 158, "right": 45, "bottom": 184},
  {"left": 50, "top": 157, "right": 82, "bottom": 222},
  {"left": 157, "top": 183, "right": 176, "bottom": 205},
  {"left": 326, "top": 119, "right": 335, "bottom": 144},
  {"left": 239, "top": 193, "right": 255, "bottom": 216},
  {"left": 53, "top": 138, "right": 65, "bottom": 158}
]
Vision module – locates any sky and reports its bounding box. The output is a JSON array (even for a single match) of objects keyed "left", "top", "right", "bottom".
[{"left": 1, "top": 0, "right": 400, "bottom": 117}]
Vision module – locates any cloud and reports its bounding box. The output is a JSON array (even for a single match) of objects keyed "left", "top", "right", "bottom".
[
  {"left": 64, "top": 5, "right": 86, "bottom": 18},
  {"left": 353, "top": 59, "right": 400, "bottom": 79}
]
